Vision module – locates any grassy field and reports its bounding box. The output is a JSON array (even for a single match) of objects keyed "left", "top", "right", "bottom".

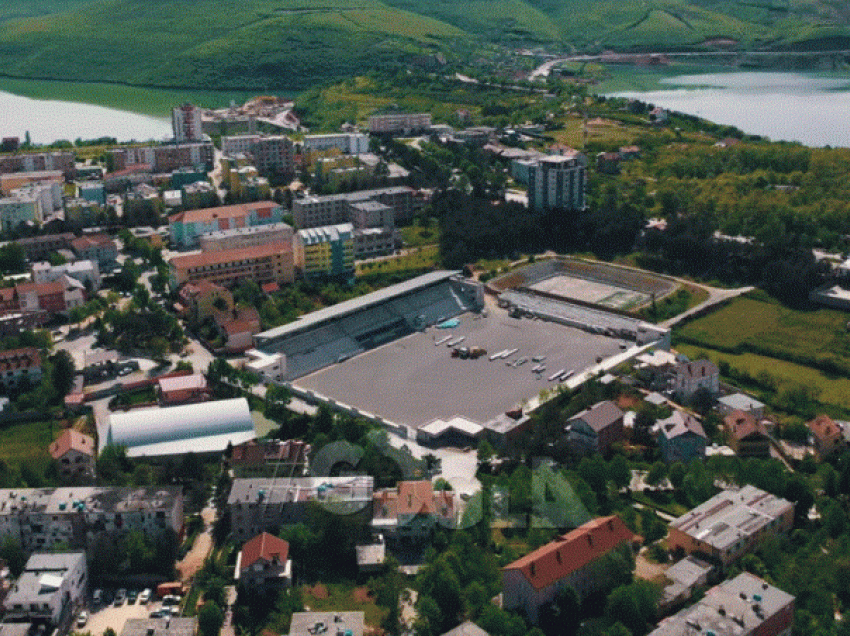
[
  {"left": 678, "top": 292, "right": 850, "bottom": 371},
  {"left": 0, "top": 419, "right": 55, "bottom": 477},
  {"left": 302, "top": 584, "right": 387, "bottom": 627},
  {"left": 676, "top": 343, "right": 850, "bottom": 415},
  {"left": 356, "top": 245, "right": 439, "bottom": 276},
  {"left": 0, "top": 0, "right": 846, "bottom": 92},
  {"left": 400, "top": 218, "right": 440, "bottom": 248}
]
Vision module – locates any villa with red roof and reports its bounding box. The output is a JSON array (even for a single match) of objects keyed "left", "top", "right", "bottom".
[
  {"left": 372, "top": 481, "right": 457, "bottom": 541},
  {"left": 502, "top": 516, "right": 640, "bottom": 623},
  {"left": 49, "top": 429, "right": 95, "bottom": 483},
  {"left": 808, "top": 414, "right": 844, "bottom": 458},
  {"left": 235, "top": 532, "right": 292, "bottom": 589}
]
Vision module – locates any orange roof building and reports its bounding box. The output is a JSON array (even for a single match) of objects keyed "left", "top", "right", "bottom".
[
  {"left": 235, "top": 532, "right": 292, "bottom": 588},
  {"left": 168, "top": 201, "right": 284, "bottom": 248},
  {"left": 724, "top": 410, "right": 771, "bottom": 458},
  {"left": 502, "top": 516, "right": 640, "bottom": 623},
  {"left": 49, "top": 429, "right": 95, "bottom": 482},
  {"left": 808, "top": 414, "right": 844, "bottom": 457},
  {"left": 372, "top": 481, "right": 457, "bottom": 540},
  {"left": 169, "top": 242, "right": 294, "bottom": 288}
]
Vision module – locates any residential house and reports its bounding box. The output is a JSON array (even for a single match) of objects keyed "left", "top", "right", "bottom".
[
  {"left": 648, "top": 573, "right": 794, "bottom": 636},
  {"left": 724, "top": 410, "right": 771, "bottom": 458},
  {"left": 502, "top": 516, "right": 640, "bottom": 624},
  {"left": 70, "top": 234, "right": 118, "bottom": 270},
  {"left": 16, "top": 277, "right": 86, "bottom": 315},
  {"left": 808, "top": 414, "right": 844, "bottom": 458},
  {"left": 671, "top": 359, "right": 719, "bottom": 401},
  {"left": 656, "top": 411, "right": 707, "bottom": 463},
  {"left": 48, "top": 430, "right": 95, "bottom": 483},
  {"left": 32, "top": 259, "right": 100, "bottom": 291},
  {"left": 289, "top": 612, "right": 364, "bottom": 636},
  {"left": 177, "top": 280, "right": 234, "bottom": 323},
  {"left": 157, "top": 374, "right": 209, "bottom": 405},
  {"left": 0, "top": 348, "right": 42, "bottom": 393},
  {"left": 2, "top": 552, "right": 87, "bottom": 625},
  {"left": 659, "top": 556, "right": 713, "bottom": 609},
  {"left": 168, "top": 242, "right": 294, "bottom": 288},
  {"left": 235, "top": 532, "right": 292, "bottom": 589},
  {"left": 566, "top": 400, "right": 625, "bottom": 455},
  {"left": 227, "top": 439, "right": 310, "bottom": 479},
  {"left": 217, "top": 307, "right": 262, "bottom": 354},
  {"left": 717, "top": 393, "right": 766, "bottom": 418},
  {"left": 371, "top": 481, "right": 457, "bottom": 541},
  {"left": 667, "top": 485, "right": 793, "bottom": 567}
]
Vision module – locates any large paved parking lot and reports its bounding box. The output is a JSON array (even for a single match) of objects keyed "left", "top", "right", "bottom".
[
  {"left": 295, "top": 308, "right": 625, "bottom": 428},
  {"left": 83, "top": 597, "right": 171, "bottom": 636}
]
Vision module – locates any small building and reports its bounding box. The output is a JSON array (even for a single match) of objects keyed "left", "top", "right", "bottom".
[
  {"left": 69, "top": 234, "right": 118, "bottom": 270},
  {"left": 566, "top": 400, "right": 625, "bottom": 455},
  {"left": 120, "top": 617, "right": 197, "bottom": 636},
  {"left": 667, "top": 485, "right": 793, "bottom": 567},
  {"left": 48, "top": 429, "right": 95, "bottom": 483},
  {"left": 2, "top": 552, "right": 87, "bottom": 625},
  {"left": 502, "top": 516, "right": 640, "bottom": 624},
  {"left": 656, "top": 411, "right": 707, "bottom": 464},
  {"left": 724, "top": 410, "right": 771, "bottom": 458},
  {"left": 0, "top": 348, "right": 42, "bottom": 394},
  {"left": 716, "top": 393, "right": 765, "bottom": 419},
  {"left": 157, "top": 374, "right": 209, "bottom": 405},
  {"left": 807, "top": 414, "right": 844, "bottom": 458},
  {"left": 648, "top": 573, "right": 794, "bottom": 636},
  {"left": 659, "top": 556, "right": 713, "bottom": 609},
  {"left": 177, "top": 280, "right": 234, "bottom": 323},
  {"left": 371, "top": 481, "right": 457, "bottom": 540},
  {"left": 235, "top": 532, "right": 291, "bottom": 589},
  {"left": 671, "top": 360, "right": 719, "bottom": 402}
]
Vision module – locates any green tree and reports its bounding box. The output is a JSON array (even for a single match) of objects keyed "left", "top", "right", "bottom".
[
  {"left": 0, "top": 537, "right": 26, "bottom": 576},
  {"left": 645, "top": 461, "right": 667, "bottom": 487},
  {"left": 608, "top": 454, "right": 631, "bottom": 491},
  {"left": 50, "top": 350, "right": 76, "bottom": 398},
  {"left": 198, "top": 601, "right": 224, "bottom": 636}
]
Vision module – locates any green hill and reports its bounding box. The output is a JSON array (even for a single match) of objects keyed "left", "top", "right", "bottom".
[{"left": 0, "top": 0, "right": 849, "bottom": 90}]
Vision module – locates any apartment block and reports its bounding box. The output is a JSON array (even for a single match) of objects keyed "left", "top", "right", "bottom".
[
  {"left": 303, "top": 133, "right": 369, "bottom": 155},
  {"left": 181, "top": 181, "right": 218, "bottom": 209},
  {"left": 649, "top": 573, "right": 794, "bottom": 636},
  {"left": 0, "top": 194, "right": 41, "bottom": 230},
  {"left": 0, "top": 486, "right": 183, "bottom": 553},
  {"left": 368, "top": 113, "right": 432, "bottom": 135},
  {"left": 294, "top": 223, "right": 355, "bottom": 278},
  {"left": 3, "top": 552, "right": 87, "bottom": 625},
  {"left": 16, "top": 233, "right": 75, "bottom": 262},
  {"left": 0, "top": 170, "right": 64, "bottom": 195},
  {"left": 198, "top": 222, "right": 294, "bottom": 252},
  {"left": 292, "top": 186, "right": 416, "bottom": 229},
  {"left": 0, "top": 152, "right": 75, "bottom": 178},
  {"left": 70, "top": 234, "right": 118, "bottom": 270},
  {"left": 169, "top": 201, "right": 284, "bottom": 248},
  {"left": 220, "top": 135, "right": 295, "bottom": 178},
  {"left": 227, "top": 476, "right": 374, "bottom": 542},
  {"left": 169, "top": 242, "right": 295, "bottom": 288},
  {"left": 527, "top": 152, "right": 588, "bottom": 212},
  {"left": 32, "top": 259, "right": 100, "bottom": 290},
  {"left": 221, "top": 135, "right": 261, "bottom": 156},
  {"left": 667, "top": 485, "right": 793, "bottom": 567},
  {"left": 172, "top": 104, "right": 204, "bottom": 143}
]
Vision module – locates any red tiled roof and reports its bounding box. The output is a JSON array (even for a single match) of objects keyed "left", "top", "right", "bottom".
[
  {"left": 724, "top": 410, "right": 768, "bottom": 441},
  {"left": 808, "top": 414, "right": 842, "bottom": 444},
  {"left": 503, "top": 516, "right": 639, "bottom": 590},
  {"left": 170, "top": 242, "right": 291, "bottom": 270},
  {"left": 71, "top": 234, "right": 115, "bottom": 250},
  {"left": 230, "top": 439, "right": 310, "bottom": 465},
  {"left": 49, "top": 429, "right": 95, "bottom": 460},
  {"left": 0, "top": 347, "right": 41, "bottom": 372},
  {"left": 261, "top": 282, "right": 280, "bottom": 294},
  {"left": 397, "top": 481, "right": 436, "bottom": 516},
  {"left": 240, "top": 532, "right": 290, "bottom": 570},
  {"left": 169, "top": 201, "right": 279, "bottom": 225}
]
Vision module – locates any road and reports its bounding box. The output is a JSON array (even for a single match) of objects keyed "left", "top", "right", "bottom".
[
  {"left": 176, "top": 505, "right": 216, "bottom": 584},
  {"left": 660, "top": 284, "right": 755, "bottom": 328}
]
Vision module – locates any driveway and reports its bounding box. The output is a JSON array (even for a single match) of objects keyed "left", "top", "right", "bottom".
[
  {"left": 176, "top": 506, "right": 216, "bottom": 583},
  {"left": 386, "top": 434, "right": 480, "bottom": 496}
]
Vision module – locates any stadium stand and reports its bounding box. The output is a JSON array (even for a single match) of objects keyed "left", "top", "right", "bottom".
[{"left": 253, "top": 272, "right": 484, "bottom": 381}]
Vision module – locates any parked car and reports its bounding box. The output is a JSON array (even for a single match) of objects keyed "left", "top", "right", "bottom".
[
  {"left": 128, "top": 589, "right": 138, "bottom": 604},
  {"left": 114, "top": 588, "right": 126, "bottom": 606},
  {"left": 92, "top": 589, "right": 102, "bottom": 605},
  {"left": 139, "top": 589, "right": 151, "bottom": 605},
  {"left": 76, "top": 612, "right": 88, "bottom": 628}
]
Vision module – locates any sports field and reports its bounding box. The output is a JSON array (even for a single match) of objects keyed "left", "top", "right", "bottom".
[
  {"left": 294, "top": 308, "right": 626, "bottom": 428},
  {"left": 530, "top": 275, "right": 650, "bottom": 310}
]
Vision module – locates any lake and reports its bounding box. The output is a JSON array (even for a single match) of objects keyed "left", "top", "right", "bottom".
[
  {"left": 0, "top": 89, "right": 172, "bottom": 145},
  {"left": 611, "top": 71, "right": 850, "bottom": 148}
]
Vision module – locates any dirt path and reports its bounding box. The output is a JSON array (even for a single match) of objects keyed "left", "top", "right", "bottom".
[
  {"left": 176, "top": 506, "right": 216, "bottom": 582},
  {"left": 635, "top": 547, "right": 669, "bottom": 582}
]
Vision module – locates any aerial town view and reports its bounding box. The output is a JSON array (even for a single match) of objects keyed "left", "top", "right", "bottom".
[{"left": 4, "top": 3, "right": 850, "bottom": 636}]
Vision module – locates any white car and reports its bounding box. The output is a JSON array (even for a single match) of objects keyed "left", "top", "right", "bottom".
[
  {"left": 139, "top": 589, "right": 151, "bottom": 605},
  {"left": 76, "top": 611, "right": 88, "bottom": 628}
]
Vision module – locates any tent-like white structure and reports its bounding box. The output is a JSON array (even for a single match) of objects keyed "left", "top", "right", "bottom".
[{"left": 103, "top": 397, "right": 256, "bottom": 458}]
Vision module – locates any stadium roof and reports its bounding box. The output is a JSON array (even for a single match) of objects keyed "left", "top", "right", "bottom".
[
  {"left": 255, "top": 270, "right": 460, "bottom": 345},
  {"left": 104, "top": 397, "right": 255, "bottom": 458}
]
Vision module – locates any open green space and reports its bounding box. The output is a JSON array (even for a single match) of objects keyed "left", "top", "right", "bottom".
[
  {"left": 0, "top": 419, "right": 55, "bottom": 477},
  {"left": 0, "top": 0, "right": 849, "bottom": 91},
  {"left": 677, "top": 292, "right": 850, "bottom": 373},
  {"left": 301, "top": 583, "right": 387, "bottom": 628}
]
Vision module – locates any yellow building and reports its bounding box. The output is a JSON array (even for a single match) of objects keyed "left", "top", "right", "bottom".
[
  {"left": 294, "top": 223, "right": 354, "bottom": 278},
  {"left": 169, "top": 242, "right": 295, "bottom": 288}
]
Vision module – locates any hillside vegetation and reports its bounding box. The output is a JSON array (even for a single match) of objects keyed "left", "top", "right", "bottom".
[{"left": 0, "top": 0, "right": 850, "bottom": 89}]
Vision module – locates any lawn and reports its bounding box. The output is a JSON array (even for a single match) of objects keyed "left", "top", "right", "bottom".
[
  {"left": 356, "top": 245, "right": 439, "bottom": 275},
  {"left": 676, "top": 343, "right": 850, "bottom": 415},
  {"left": 0, "top": 419, "right": 55, "bottom": 477},
  {"left": 400, "top": 218, "right": 440, "bottom": 248},
  {"left": 677, "top": 292, "right": 850, "bottom": 373},
  {"left": 302, "top": 583, "right": 387, "bottom": 628}
]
